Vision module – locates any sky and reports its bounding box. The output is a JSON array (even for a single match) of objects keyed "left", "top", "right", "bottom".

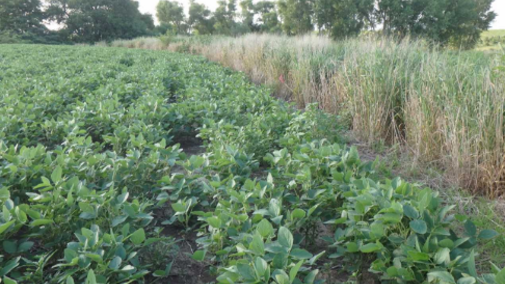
[{"left": 137, "top": 0, "right": 505, "bottom": 29}]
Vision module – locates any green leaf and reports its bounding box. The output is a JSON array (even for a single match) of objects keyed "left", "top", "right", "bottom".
[
  {"left": 496, "top": 268, "right": 505, "bottom": 284},
  {"left": 273, "top": 252, "right": 288, "bottom": 269},
  {"left": 0, "top": 188, "right": 10, "bottom": 200},
  {"left": 360, "top": 243, "right": 382, "bottom": 253},
  {"left": 409, "top": 220, "right": 427, "bottom": 234},
  {"left": 467, "top": 250, "right": 477, "bottom": 278},
  {"left": 153, "top": 270, "right": 167, "bottom": 277},
  {"left": 207, "top": 217, "right": 221, "bottom": 228},
  {"left": 30, "top": 219, "right": 53, "bottom": 227},
  {"left": 171, "top": 202, "right": 186, "bottom": 213},
  {"left": 66, "top": 276, "right": 75, "bottom": 284},
  {"left": 434, "top": 248, "right": 451, "bottom": 265},
  {"left": 408, "top": 250, "right": 430, "bottom": 261},
  {"left": 439, "top": 239, "right": 454, "bottom": 249},
  {"left": 457, "top": 277, "right": 476, "bottom": 284},
  {"left": 478, "top": 229, "right": 498, "bottom": 240},
  {"left": 427, "top": 271, "right": 455, "bottom": 284},
  {"left": 51, "top": 166, "right": 62, "bottom": 183},
  {"left": 116, "top": 192, "right": 129, "bottom": 204},
  {"left": 304, "top": 269, "right": 319, "bottom": 284},
  {"left": 256, "top": 219, "right": 273, "bottom": 238},
  {"left": 64, "top": 248, "right": 78, "bottom": 262},
  {"left": 85, "top": 269, "right": 97, "bottom": 284},
  {"left": 278, "top": 227, "right": 293, "bottom": 251},
  {"left": 290, "top": 248, "right": 313, "bottom": 260},
  {"left": 3, "top": 276, "right": 18, "bottom": 284},
  {"left": 192, "top": 250, "right": 206, "bottom": 261},
  {"left": 18, "top": 241, "right": 34, "bottom": 252},
  {"left": 237, "top": 263, "right": 256, "bottom": 281},
  {"left": 269, "top": 199, "right": 281, "bottom": 217},
  {"left": 370, "top": 223, "right": 384, "bottom": 238},
  {"left": 112, "top": 215, "right": 128, "bottom": 227},
  {"left": 130, "top": 228, "right": 145, "bottom": 245},
  {"left": 0, "top": 257, "right": 20, "bottom": 277},
  {"left": 250, "top": 234, "right": 265, "bottom": 256},
  {"left": 386, "top": 267, "right": 398, "bottom": 277},
  {"left": 464, "top": 220, "right": 477, "bottom": 236},
  {"left": 274, "top": 269, "right": 290, "bottom": 284},
  {"left": 292, "top": 209, "right": 306, "bottom": 219},
  {"left": 308, "top": 251, "right": 325, "bottom": 265},
  {"left": 0, "top": 220, "right": 15, "bottom": 235},
  {"left": 289, "top": 260, "right": 304, "bottom": 282},
  {"left": 85, "top": 253, "right": 103, "bottom": 263},
  {"left": 254, "top": 257, "right": 268, "bottom": 278},
  {"left": 109, "top": 256, "right": 122, "bottom": 270},
  {"left": 403, "top": 204, "right": 419, "bottom": 219},
  {"left": 380, "top": 212, "right": 402, "bottom": 223},
  {"left": 3, "top": 240, "right": 17, "bottom": 254}
]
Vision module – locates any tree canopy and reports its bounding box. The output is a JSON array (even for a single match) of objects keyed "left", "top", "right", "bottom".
[
  {"left": 0, "top": 0, "right": 497, "bottom": 48},
  {"left": 46, "top": 0, "right": 154, "bottom": 42},
  {"left": 156, "top": 0, "right": 187, "bottom": 34}
]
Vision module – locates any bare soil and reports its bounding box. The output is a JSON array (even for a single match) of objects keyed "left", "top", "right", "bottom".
[{"left": 160, "top": 225, "right": 215, "bottom": 284}]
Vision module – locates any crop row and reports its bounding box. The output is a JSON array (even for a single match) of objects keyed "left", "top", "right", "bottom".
[{"left": 0, "top": 45, "right": 503, "bottom": 284}]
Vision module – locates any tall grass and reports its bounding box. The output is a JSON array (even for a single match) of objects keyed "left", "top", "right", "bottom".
[{"left": 109, "top": 34, "right": 505, "bottom": 197}]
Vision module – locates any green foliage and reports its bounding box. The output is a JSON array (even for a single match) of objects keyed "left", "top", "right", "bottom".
[
  {"left": 377, "top": 0, "right": 496, "bottom": 48},
  {"left": 0, "top": 0, "right": 65, "bottom": 44},
  {"left": 156, "top": 0, "right": 187, "bottom": 35},
  {"left": 278, "top": 0, "right": 314, "bottom": 35},
  {"left": 47, "top": 0, "right": 154, "bottom": 43},
  {"left": 188, "top": 1, "right": 215, "bottom": 35},
  {"left": 0, "top": 0, "right": 45, "bottom": 33},
  {"left": 0, "top": 44, "right": 501, "bottom": 284}
]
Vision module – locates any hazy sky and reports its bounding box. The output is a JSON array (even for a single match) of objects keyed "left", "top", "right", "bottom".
[{"left": 137, "top": 0, "right": 505, "bottom": 29}]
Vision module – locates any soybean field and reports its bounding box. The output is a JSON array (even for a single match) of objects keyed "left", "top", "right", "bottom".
[{"left": 0, "top": 45, "right": 502, "bottom": 284}]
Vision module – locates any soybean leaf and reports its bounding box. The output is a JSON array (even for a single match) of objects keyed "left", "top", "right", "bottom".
[
  {"left": 257, "top": 219, "right": 273, "bottom": 238},
  {"left": 278, "top": 227, "right": 293, "bottom": 251},
  {"left": 478, "top": 229, "right": 498, "bottom": 240},
  {"left": 409, "top": 220, "right": 427, "bottom": 234},
  {"left": 464, "top": 220, "right": 477, "bottom": 237},
  {"left": 427, "top": 271, "right": 456, "bottom": 284},
  {"left": 0, "top": 220, "right": 15, "bottom": 235},
  {"left": 290, "top": 248, "right": 313, "bottom": 260},
  {"left": 250, "top": 234, "right": 265, "bottom": 256},
  {"left": 360, "top": 243, "right": 382, "bottom": 253},
  {"left": 192, "top": 250, "right": 206, "bottom": 261},
  {"left": 289, "top": 260, "right": 304, "bottom": 282},
  {"left": 130, "top": 228, "right": 145, "bottom": 245},
  {"left": 85, "top": 269, "right": 97, "bottom": 284},
  {"left": 51, "top": 166, "right": 62, "bottom": 183}
]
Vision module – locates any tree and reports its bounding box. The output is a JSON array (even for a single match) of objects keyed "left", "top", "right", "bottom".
[
  {"left": 314, "top": 0, "right": 335, "bottom": 33},
  {"left": 213, "top": 0, "right": 238, "bottom": 35},
  {"left": 240, "top": 0, "right": 256, "bottom": 32},
  {"left": 255, "top": 1, "right": 281, "bottom": 33},
  {"left": 0, "top": 0, "right": 45, "bottom": 34},
  {"left": 443, "top": 0, "right": 496, "bottom": 48},
  {"left": 277, "top": 0, "right": 314, "bottom": 35},
  {"left": 0, "top": 0, "right": 64, "bottom": 43},
  {"left": 377, "top": 0, "right": 496, "bottom": 48},
  {"left": 48, "top": 0, "right": 154, "bottom": 43},
  {"left": 314, "top": 0, "right": 374, "bottom": 39},
  {"left": 332, "top": 0, "right": 374, "bottom": 39},
  {"left": 156, "top": 0, "right": 187, "bottom": 34},
  {"left": 188, "top": 0, "right": 214, "bottom": 35}
]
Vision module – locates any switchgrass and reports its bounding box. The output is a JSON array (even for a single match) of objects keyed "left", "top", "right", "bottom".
[{"left": 111, "top": 34, "right": 505, "bottom": 198}]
